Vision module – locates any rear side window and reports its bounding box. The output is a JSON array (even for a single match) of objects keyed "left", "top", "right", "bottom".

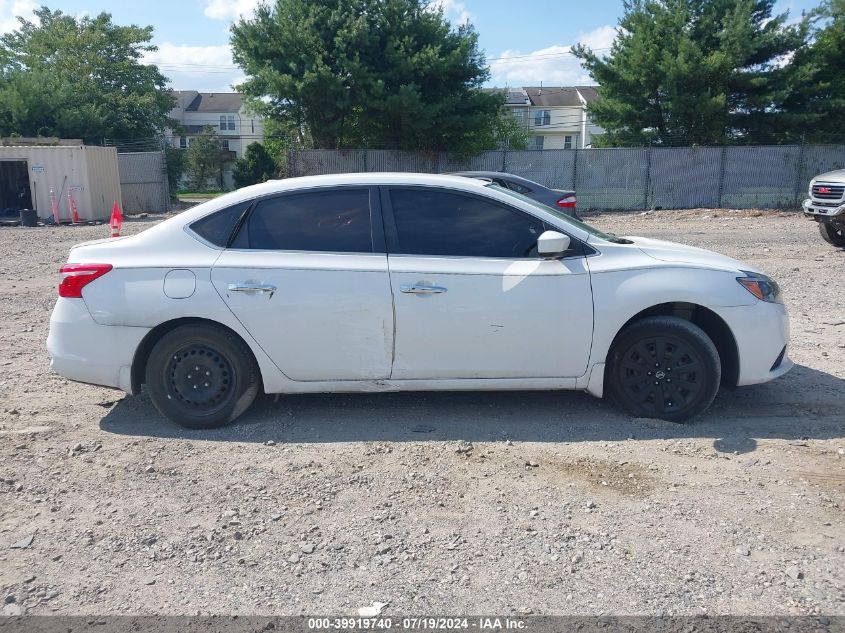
[
  {"left": 506, "top": 180, "right": 532, "bottom": 194},
  {"left": 388, "top": 188, "right": 545, "bottom": 258},
  {"left": 232, "top": 188, "right": 373, "bottom": 252},
  {"left": 189, "top": 201, "right": 251, "bottom": 247}
]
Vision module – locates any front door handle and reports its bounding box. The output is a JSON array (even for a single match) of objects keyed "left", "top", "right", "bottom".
[
  {"left": 228, "top": 282, "right": 277, "bottom": 298},
  {"left": 400, "top": 283, "right": 447, "bottom": 295}
]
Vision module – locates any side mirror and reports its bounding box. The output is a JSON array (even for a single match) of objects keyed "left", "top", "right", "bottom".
[{"left": 537, "top": 230, "right": 571, "bottom": 259}]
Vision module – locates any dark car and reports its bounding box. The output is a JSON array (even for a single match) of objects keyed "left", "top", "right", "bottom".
[{"left": 450, "top": 171, "right": 579, "bottom": 218}]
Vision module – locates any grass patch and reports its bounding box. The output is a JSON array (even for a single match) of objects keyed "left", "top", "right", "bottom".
[{"left": 176, "top": 190, "right": 225, "bottom": 199}]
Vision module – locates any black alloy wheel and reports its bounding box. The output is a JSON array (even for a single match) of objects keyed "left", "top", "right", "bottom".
[{"left": 607, "top": 316, "right": 721, "bottom": 423}]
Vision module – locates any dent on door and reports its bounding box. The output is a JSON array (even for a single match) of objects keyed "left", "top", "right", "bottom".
[
  {"left": 389, "top": 256, "right": 594, "bottom": 380},
  {"left": 210, "top": 251, "right": 394, "bottom": 382}
]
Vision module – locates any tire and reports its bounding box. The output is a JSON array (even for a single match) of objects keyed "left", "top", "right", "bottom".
[
  {"left": 819, "top": 222, "right": 845, "bottom": 247},
  {"left": 606, "top": 316, "right": 721, "bottom": 423},
  {"left": 145, "top": 323, "right": 260, "bottom": 429}
]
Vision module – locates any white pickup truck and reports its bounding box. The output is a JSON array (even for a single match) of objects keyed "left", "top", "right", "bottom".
[{"left": 803, "top": 169, "right": 845, "bottom": 246}]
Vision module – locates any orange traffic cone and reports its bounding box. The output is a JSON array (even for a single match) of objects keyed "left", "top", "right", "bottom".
[{"left": 110, "top": 201, "right": 123, "bottom": 237}]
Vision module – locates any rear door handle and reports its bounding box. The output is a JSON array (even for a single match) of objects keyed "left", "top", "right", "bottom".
[
  {"left": 228, "top": 282, "right": 276, "bottom": 298},
  {"left": 400, "top": 283, "right": 447, "bottom": 295}
]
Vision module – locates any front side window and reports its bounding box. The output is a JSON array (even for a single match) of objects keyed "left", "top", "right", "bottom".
[
  {"left": 389, "top": 188, "right": 544, "bottom": 259},
  {"left": 179, "top": 136, "right": 187, "bottom": 149},
  {"left": 533, "top": 135, "right": 544, "bottom": 150},
  {"left": 232, "top": 188, "right": 373, "bottom": 253},
  {"left": 564, "top": 135, "right": 573, "bottom": 150}
]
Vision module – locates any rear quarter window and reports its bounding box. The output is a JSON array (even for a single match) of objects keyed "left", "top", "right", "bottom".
[
  {"left": 507, "top": 181, "right": 533, "bottom": 194},
  {"left": 189, "top": 201, "right": 251, "bottom": 247}
]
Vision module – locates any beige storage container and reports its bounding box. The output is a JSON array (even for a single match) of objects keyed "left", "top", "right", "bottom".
[{"left": 0, "top": 144, "right": 122, "bottom": 221}]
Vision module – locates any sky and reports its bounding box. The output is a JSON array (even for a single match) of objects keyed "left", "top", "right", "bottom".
[{"left": 0, "top": 0, "right": 823, "bottom": 93}]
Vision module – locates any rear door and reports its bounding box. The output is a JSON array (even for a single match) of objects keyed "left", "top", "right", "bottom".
[
  {"left": 211, "top": 186, "right": 394, "bottom": 381},
  {"left": 383, "top": 186, "right": 594, "bottom": 380}
]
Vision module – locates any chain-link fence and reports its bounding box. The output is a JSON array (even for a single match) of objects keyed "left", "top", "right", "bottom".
[{"left": 288, "top": 144, "right": 845, "bottom": 210}]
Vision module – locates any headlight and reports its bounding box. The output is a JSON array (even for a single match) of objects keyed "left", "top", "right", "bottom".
[{"left": 737, "top": 271, "right": 782, "bottom": 303}]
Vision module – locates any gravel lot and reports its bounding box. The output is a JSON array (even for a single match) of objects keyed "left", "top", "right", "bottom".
[{"left": 0, "top": 208, "right": 843, "bottom": 617}]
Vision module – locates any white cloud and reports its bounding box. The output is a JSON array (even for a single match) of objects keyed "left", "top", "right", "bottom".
[
  {"left": 0, "top": 0, "right": 36, "bottom": 34},
  {"left": 202, "top": 0, "right": 261, "bottom": 21},
  {"left": 489, "top": 24, "right": 617, "bottom": 87},
  {"left": 578, "top": 24, "right": 617, "bottom": 52},
  {"left": 142, "top": 42, "right": 243, "bottom": 93},
  {"left": 144, "top": 42, "right": 235, "bottom": 67},
  {"left": 428, "top": 0, "right": 471, "bottom": 25}
]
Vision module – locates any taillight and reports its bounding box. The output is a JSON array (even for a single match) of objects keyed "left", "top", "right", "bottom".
[
  {"left": 557, "top": 195, "right": 577, "bottom": 208},
  {"left": 58, "top": 263, "right": 113, "bottom": 298}
]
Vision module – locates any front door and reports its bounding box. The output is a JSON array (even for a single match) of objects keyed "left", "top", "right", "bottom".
[
  {"left": 383, "top": 187, "right": 594, "bottom": 380},
  {"left": 211, "top": 187, "right": 394, "bottom": 381}
]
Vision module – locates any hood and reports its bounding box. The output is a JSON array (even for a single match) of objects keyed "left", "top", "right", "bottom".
[
  {"left": 812, "top": 169, "right": 845, "bottom": 183},
  {"left": 631, "top": 236, "right": 760, "bottom": 274}
]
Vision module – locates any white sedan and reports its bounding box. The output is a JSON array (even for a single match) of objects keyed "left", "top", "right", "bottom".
[{"left": 47, "top": 173, "right": 792, "bottom": 428}]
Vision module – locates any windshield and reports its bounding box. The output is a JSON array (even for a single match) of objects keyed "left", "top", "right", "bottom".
[{"left": 487, "top": 184, "right": 620, "bottom": 243}]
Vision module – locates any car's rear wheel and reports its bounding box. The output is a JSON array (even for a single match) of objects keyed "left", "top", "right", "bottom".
[
  {"left": 607, "top": 316, "right": 720, "bottom": 423},
  {"left": 819, "top": 222, "right": 845, "bottom": 247},
  {"left": 145, "top": 323, "right": 259, "bottom": 429}
]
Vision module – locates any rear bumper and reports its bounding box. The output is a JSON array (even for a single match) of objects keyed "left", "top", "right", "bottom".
[
  {"left": 802, "top": 198, "right": 845, "bottom": 218},
  {"left": 717, "top": 302, "right": 793, "bottom": 386},
  {"left": 47, "top": 298, "right": 149, "bottom": 393}
]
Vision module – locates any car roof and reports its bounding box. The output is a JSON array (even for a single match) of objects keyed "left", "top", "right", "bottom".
[
  {"left": 174, "top": 172, "right": 491, "bottom": 223},
  {"left": 450, "top": 171, "right": 546, "bottom": 189},
  {"left": 160, "top": 171, "right": 591, "bottom": 245},
  {"left": 451, "top": 170, "right": 511, "bottom": 180},
  {"left": 277, "top": 172, "right": 489, "bottom": 190}
]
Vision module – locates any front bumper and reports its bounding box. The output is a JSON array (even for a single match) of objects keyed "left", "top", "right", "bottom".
[
  {"left": 47, "top": 298, "right": 149, "bottom": 393},
  {"left": 717, "top": 301, "right": 793, "bottom": 387},
  {"left": 802, "top": 198, "right": 845, "bottom": 218}
]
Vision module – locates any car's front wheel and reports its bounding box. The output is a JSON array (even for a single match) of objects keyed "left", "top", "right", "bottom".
[
  {"left": 606, "top": 316, "right": 721, "bottom": 423},
  {"left": 819, "top": 221, "right": 845, "bottom": 247},
  {"left": 145, "top": 323, "right": 260, "bottom": 429}
]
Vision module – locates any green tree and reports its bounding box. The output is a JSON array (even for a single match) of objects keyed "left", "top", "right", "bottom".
[
  {"left": 784, "top": 0, "right": 845, "bottom": 143},
  {"left": 232, "top": 143, "right": 278, "bottom": 188},
  {"left": 262, "top": 116, "right": 304, "bottom": 175},
  {"left": 491, "top": 108, "right": 529, "bottom": 150},
  {"left": 0, "top": 7, "right": 174, "bottom": 143},
  {"left": 185, "top": 126, "right": 227, "bottom": 191},
  {"left": 573, "top": 0, "right": 804, "bottom": 146},
  {"left": 231, "top": 0, "right": 502, "bottom": 152},
  {"left": 164, "top": 146, "right": 186, "bottom": 195}
]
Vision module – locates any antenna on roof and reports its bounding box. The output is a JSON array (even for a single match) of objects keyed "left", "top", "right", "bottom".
[{"left": 539, "top": 81, "right": 543, "bottom": 96}]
